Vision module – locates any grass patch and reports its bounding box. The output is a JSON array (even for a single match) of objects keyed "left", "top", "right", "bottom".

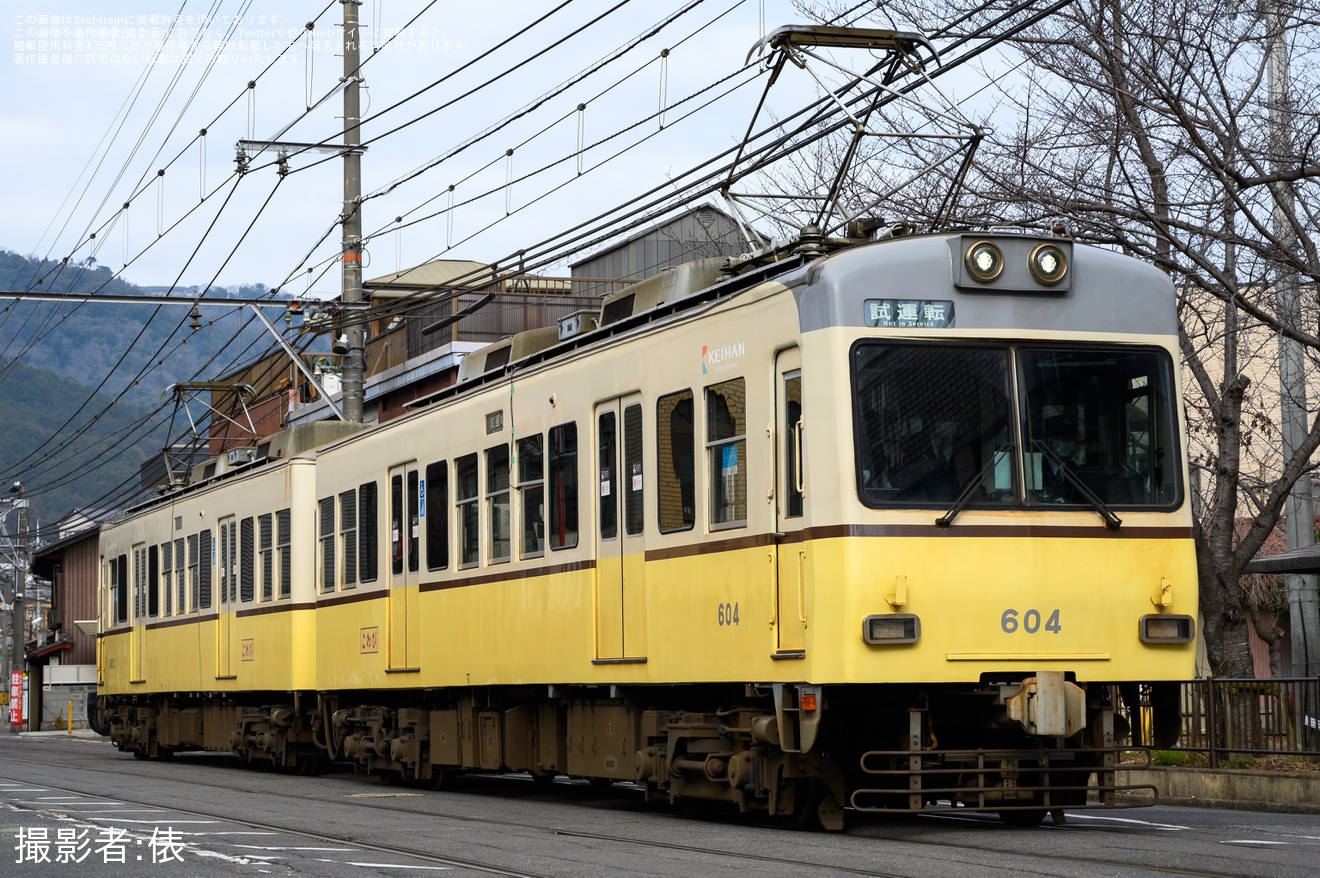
[
  {"left": 1152, "top": 750, "right": 1207, "bottom": 767},
  {"left": 1145, "top": 752, "right": 1320, "bottom": 772}
]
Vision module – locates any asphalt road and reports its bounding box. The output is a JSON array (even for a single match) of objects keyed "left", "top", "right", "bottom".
[{"left": 0, "top": 732, "right": 1315, "bottom": 877}]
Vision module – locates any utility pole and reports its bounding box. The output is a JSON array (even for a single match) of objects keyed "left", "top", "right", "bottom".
[
  {"left": 1266, "top": 3, "right": 1320, "bottom": 678},
  {"left": 231, "top": 0, "right": 367, "bottom": 424},
  {"left": 340, "top": 0, "right": 366, "bottom": 424},
  {"left": 3, "top": 481, "right": 29, "bottom": 731}
]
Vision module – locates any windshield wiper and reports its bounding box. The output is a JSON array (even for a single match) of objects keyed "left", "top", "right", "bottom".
[
  {"left": 936, "top": 444, "right": 1012, "bottom": 528},
  {"left": 1030, "top": 439, "right": 1123, "bottom": 530}
]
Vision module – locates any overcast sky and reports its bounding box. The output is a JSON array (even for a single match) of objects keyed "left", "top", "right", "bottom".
[{"left": 3, "top": 1, "right": 876, "bottom": 294}]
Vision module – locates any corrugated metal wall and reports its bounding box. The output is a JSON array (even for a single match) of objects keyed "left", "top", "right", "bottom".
[{"left": 53, "top": 534, "right": 99, "bottom": 666}]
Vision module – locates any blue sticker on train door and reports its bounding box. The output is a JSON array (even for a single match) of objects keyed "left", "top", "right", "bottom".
[{"left": 419, "top": 479, "right": 426, "bottom": 516}]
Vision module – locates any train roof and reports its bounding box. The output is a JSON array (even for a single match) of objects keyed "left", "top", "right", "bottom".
[
  {"left": 439, "top": 229, "right": 1175, "bottom": 396},
  {"left": 127, "top": 227, "right": 1174, "bottom": 508}
]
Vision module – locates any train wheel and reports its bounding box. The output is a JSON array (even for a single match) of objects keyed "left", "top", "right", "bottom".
[
  {"left": 675, "top": 796, "right": 708, "bottom": 820},
  {"left": 132, "top": 750, "right": 150, "bottom": 760},
  {"left": 429, "top": 768, "right": 459, "bottom": 791},
  {"left": 296, "top": 755, "right": 323, "bottom": 776},
  {"left": 529, "top": 771, "right": 557, "bottom": 788},
  {"left": 774, "top": 778, "right": 825, "bottom": 830}
]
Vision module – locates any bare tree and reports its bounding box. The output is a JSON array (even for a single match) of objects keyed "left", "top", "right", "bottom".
[{"left": 789, "top": 0, "right": 1320, "bottom": 678}]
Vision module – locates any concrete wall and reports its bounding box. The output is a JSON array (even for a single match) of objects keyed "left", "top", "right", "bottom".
[
  {"left": 38, "top": 682, "right": 95, "bottom": 731},
  {"left": 1123, "top": 766, "right": 1320, "bottom": 814}
]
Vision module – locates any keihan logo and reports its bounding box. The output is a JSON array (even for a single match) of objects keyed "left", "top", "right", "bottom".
[{"left": 702, "top": 342, "right": 745, "bottom": 374}]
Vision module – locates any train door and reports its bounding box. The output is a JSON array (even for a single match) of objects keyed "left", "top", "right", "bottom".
[
  {"left": 217, "top": 517, "right": 236, "bottom": 678},
  {"left": 388, "top": 464, "right": 421, "bottom": 670},
  {"left": 594, "top": 395, "right": 647, "bottom": 662},
  {"left": 774, "top": 348, "right": 807, "bottom": 656}
]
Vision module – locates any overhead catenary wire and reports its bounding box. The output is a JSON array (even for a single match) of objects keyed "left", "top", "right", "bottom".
[
  {"left": 2, "top": 1, "right": 765, "bottom": 493},
  {"left": 0, "top": 1, "right": 341, "bottom": 385},
  {"left": 8, "top": 1, "right": 1062, "bottom": 514},
  {"left": 339, "top": 0, "right": 1072, "bottom": 328},
  {"left": 2, "top": 173, "right": 285, "bottom": 482}
]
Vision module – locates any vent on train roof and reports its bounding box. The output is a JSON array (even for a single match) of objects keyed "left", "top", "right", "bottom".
[
  {"left": 485, "top": 346, "right": 511, "bottom": 372},
  {"left": 598, "top": 257, "right": 728, "bottom": 327},
  {"left": 601, "top": 294, "right": 635, "bottom": 326}
]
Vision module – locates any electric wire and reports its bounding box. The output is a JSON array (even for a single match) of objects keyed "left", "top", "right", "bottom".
[
  {"left": 344, "top": 0, "right": 1069, "bottom": 325},
  {"left": 8, "top": 1, "right": 1059, "bottom": 513},
  {"left": 1, "top": 174, "right": 275, "bottom": 480}
]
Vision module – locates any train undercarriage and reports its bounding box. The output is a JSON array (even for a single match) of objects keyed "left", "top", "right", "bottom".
[{"left": 101, "top": 676, "right": 1160, "bottom": 829}]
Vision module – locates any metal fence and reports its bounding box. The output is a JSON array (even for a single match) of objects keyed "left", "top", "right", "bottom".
[{"left": 1132, "top": 678, "right": 1320, "bottom": 767}]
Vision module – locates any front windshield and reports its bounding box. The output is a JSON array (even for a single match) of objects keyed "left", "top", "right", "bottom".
[
  {"left": 853, "top": 342, "right": 1179, "bottom": 509},
  {"left": 854, "top": 344, "right": 1015, "bottom": 506},
  {"left": 1020, "top": 348, "right": 1178, "bottom": 507}
]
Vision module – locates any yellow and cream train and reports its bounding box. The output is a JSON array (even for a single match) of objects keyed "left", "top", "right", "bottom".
[{"left": 97, "top": 227, "right": 1197, "bottom": 827}]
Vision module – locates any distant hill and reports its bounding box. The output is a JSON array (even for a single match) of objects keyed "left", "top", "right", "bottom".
[
  {"left": 0, "top": 249, "right": 285, "bottom": 406},
  {"left": 0, "top": 249, "right": 286, "bottom": 529},
  {"left": 0, "top": 356, "right": 162, "bottom": 529}
]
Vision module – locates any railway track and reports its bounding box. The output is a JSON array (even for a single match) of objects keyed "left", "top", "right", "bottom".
[{"left": 0, "top": 743, "right": 1290, "bottom": 878}]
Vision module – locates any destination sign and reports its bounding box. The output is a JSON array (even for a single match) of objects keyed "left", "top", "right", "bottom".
[{"left": 863, "top": 299, "right": 955, "bottom": 328}]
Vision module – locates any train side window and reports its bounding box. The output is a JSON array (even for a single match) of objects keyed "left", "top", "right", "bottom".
[
  {"left": 487, "top": 445, "right": 511, "bottom": 564},
  {"left": 340, "top": 491, "right": 357, "bottom": 589},
  {"left": 518, "top": 436, "right": 544, "bottom": 558},
  {"left": 408, "top": 470, "right": 420, "bottom": 573},
  {"left": 706, "top": 378, "right": 748, "bottom": 528},
  {"left": 133, "top": 545, "right": 146, "bottom": 621},
  {"left": 391, "top": 474, "right": 405, "bottom": 575},
  {"left": 148, "top": 544, "right": 160, "bottom": 617},
  {"left": 187, "top": 535, "right": 200, "bottom": 612},
  {"left": 624, "top": 403, "right": 644, "bottom": 536},
  {"left": 259, "top": 514, "right": 273, "bottom": 601},
  {"left": 228, "top": 519, "right": 239, "bottom": 602},
  {"left": 784, "top": 372, "right": 803, "bottom": 518},
  {"left": 218, "top": 520, "right": 230, "bottom": 604},
  {"left": 598, "top": 411, "right": 618, "bottom": 540},
  {"left": 657, "top": 390, "right": 695, "bottom": 533},
  {"left": 173, "top": 539, "right": 185, "bottom": 614},
  {"left": 199, "top": 528, "right": 213, "bottom": 609},
  {"left": 240, "top": 517, "right": 254, "bottom": 601},
  {"left": 424, "top": 465, "right": 448, "bottom": 571},
  {"left": 161, "top": 542, "right": 173, "bottom": 616},
  {"left": 111, "top": 554, "right": 128, "bottom": 624},
  {"left": 128, "top": 548, "right": 137, "bottom": 622},
  {"left": 319, "top": 497, "right": 336, "bottom": 593},
  {"left": 360, "top": 482, "right": 379, "bottom": 582},
  {"left": 457, "top": 454, "right": 480, "bottom": 568},
  {"left": 276, "top": 510, "right": 292, "bottom": 598},
  {"left": 548, "top": 423, "right": 579, "bottom": 550}
]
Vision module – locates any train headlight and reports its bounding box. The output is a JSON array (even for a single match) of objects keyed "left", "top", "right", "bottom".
[
  {"left": 1140, "top": 614, "right": 1194, "bottom": 644},
  {"left": 863, "top": 614, "right": 920, "bottom": 645},
  {"left": 1028, "top": 243, "right": 1069, "bottom": 286},
  {"left": 964, "top": 241, "right": 1004, "bottom": 283}
]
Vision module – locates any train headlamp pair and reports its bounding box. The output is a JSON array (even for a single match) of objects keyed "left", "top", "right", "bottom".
[{"left": 963, "top": 240, "right": 1069, "bottom": 286}]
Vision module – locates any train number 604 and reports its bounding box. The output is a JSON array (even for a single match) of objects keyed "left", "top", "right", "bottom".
[
  {"left": 717, "top": 602, "right": 740, "bottom": 626},
  {"left": 1000, "top": 608, "right": 1061, "bottom": 634}
]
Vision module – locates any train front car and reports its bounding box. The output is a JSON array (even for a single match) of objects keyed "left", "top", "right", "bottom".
[{"left": 799, "top": 231, "right": 1195, "bottom": 824}]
